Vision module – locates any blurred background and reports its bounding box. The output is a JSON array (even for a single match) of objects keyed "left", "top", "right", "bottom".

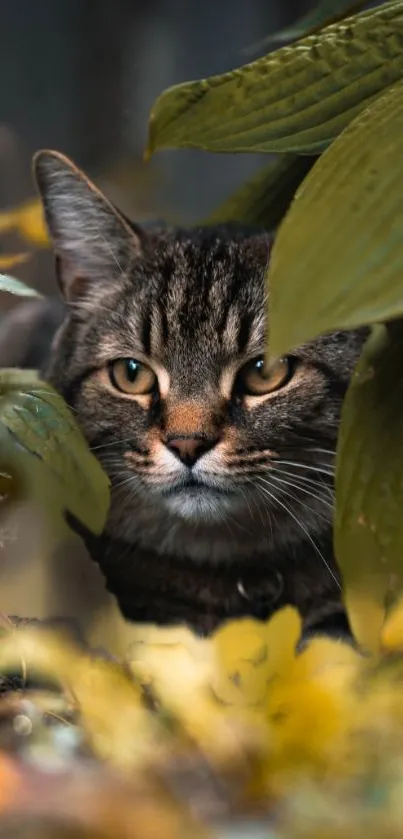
[{"left": 0, "top": 0, "right": 312, "bottom": 301}]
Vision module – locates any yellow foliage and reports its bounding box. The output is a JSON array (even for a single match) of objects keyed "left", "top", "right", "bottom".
[
  {"left": 127, "top": 625, "right": 257, "bottom": 770},
  {"left": 0, "top": 629, "right": 162, "bottom": 771},
  {"left": 4, "top": 602, "right": 403, "bottom": 835},
  {"left": 211, "top": 607, "right": 301, "bottom": 708},
  {"left": 0, "top": 198, "right": 48, "bottom": 272},
  {"left": 126, "top": 607, "right": 366, "bottom": 797},
  {"left": 0, "top": 198, "right": 48, "bottom": 247},
  {"left": 126, "top": 602, "right": 403, "bottom": 803},
  {"left": 261, "top": 636, "right": 360, "bottom": 795},
  {"left": 129, "top": 607, "right": 302, "bottom": 721},
  {"left": 0, "top": 253, "right": 30, "bottom": 270}
]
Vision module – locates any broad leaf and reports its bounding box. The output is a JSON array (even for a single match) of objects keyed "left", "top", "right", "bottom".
[
  {"left": 335, "top": 324, "right": 403, "bottom": 653},
  {"left": 146, "top": 1, "right": 403, "bottom": 157},
  {"left": 204, "top": 155, "right": 317, "bottom": 230},
  {"left": 0, "top": 371, "right": 110, "bottom": 543},
  {"left": 0, "top": 273, "right": 41, "bottom": 297},
  {"left": 267, "top": 78, "right": 403, "bottom": 358}
]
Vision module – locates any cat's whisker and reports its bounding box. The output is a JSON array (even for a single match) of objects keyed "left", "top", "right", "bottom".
[
  {"left": 100, "top": 457, "right": 134, "bottom": 472},
  {"left": 242, "top": 484, "right": 265, "bottom": 528},
  {"left": 274, "top": 459, "right": 335, "bottom": 478},
  {"left": 309, "top": 447, "right": 338, "bottom": 456},
  {"left": 242, "top": 479, "right": 275, "bottom": 535},
  {"left": 233, "top": 483, "right": 255, "bottom": 527},
  {"left": 277, "top": 438, "right": 337, "bottom": 454},
  {"left": 232, "top": 450, "right": 281, "bottom": 464},
  {"left": 111, "top": 475, "right": 137, "bottom": 492},
  {"left": 96, "top": 454, "right": 124, "bottom": 469},
  {"left": 257, "top": 476, "right": 332, "bottom": 525},
  {"left": 267, "top": 474, "right": 334, "bottom": 511},
  {"left": 142, "top": 476, "right": 183, "bottom": 486},
  {"left": 91, "top": 437, "right": 142, "bottom": 452},
  {"left": 270, "top": 469, "right": 334, "bottom": 499},
  {"left": 272, "top": 466, "right": 334, "bottom": 498},
  {"left": 271, "top": 465, "right": 334, "bottom": 487},
  {"left": 298, "top": 430, "right": 339, "bottom": 440},
  {"left": 273, "top": 476, "right": 333, "bottom": 501},
  {"left": 101, "top": 455, "right": 151, "bottom": 473},
  {"left": 252, "top": 478, "right": 340, "bottom": 589}
]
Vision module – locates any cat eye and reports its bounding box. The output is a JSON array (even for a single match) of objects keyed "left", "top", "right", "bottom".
[
  {"left": 237, "top": 356, "right": 292, "bottom": 396},
  {"left": 108, "top": 358, "right": 157, "bottom": 395}
]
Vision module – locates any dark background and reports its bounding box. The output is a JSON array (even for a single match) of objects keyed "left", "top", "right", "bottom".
[{"left": 0, "top": 0, "right": 312, "bottom": 298}]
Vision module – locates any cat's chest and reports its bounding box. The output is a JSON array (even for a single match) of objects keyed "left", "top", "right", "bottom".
[
  {"left": 107, "top": 491, "right": 275, "bottom": 565},
  {"left": 73, "top": 517, "right": 342, "bottom": 636}
]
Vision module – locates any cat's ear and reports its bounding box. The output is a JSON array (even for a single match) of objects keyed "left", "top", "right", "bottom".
[{"left": 33, "top": 150, "right": 142, "bottom": 301}]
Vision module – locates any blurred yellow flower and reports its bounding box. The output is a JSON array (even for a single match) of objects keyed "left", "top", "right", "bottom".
[
  {"left": 211, "top": 607, "right": 302, "bottom": 709},
  {"left": 6, "top": 598, "right": 403, "bottom": 820},
  {"left": 0, "top": 198, "right": 48, "bottom": 248},
  {"left": 126, "top": 608, "right": 366, "bottom": 791}
]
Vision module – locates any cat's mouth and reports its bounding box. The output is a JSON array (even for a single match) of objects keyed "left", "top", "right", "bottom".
[
  {"left": 159, "top": 475, "right": 238, "bottom": 520},
  {"left": 161, "top": 475, "right": 234, "bottom": 497}
]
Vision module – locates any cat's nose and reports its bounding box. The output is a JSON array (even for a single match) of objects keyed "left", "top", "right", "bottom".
[{"left": 165, "top": 434, "right": 217, "bottom": 467}]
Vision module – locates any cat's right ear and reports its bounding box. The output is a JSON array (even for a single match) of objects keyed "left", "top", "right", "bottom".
[{"left": 33, "top": 150, "right": 143, "bottom": 302}]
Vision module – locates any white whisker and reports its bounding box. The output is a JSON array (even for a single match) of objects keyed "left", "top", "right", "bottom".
[
  {"left": 258, "top": 476, "right": 332, "bottom": 526},
  {"left": 267, "top": 474, "right": 333, "bottom": 511},
  {"left": 273, "top": 465, "right": 334, "bottom": 491},
  {"left": 307, "top": 447, "right": 337, "bottom": 457},
  {"left": 275, "top": 459, "right": 334, "bottom": 478},
  {"left": 252, "top": 478, "right": 340, "bottom": 589}
]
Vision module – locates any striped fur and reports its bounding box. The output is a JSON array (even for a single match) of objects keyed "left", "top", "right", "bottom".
[{"left": 34, "top": 151, "right": 366, "bottom": 633}]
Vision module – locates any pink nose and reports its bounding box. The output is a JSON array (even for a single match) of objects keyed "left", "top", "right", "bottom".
[{"left": 166, "top": 435, "right": 217, "bottom": 466}]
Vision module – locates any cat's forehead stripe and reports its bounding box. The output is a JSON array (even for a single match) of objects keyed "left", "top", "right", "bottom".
[
  {"left": 138, "top": 289, "right": 264, "bottom": 363},
  {"left": 82, "top": 228, "right": 270, "bottom": 367},
  {"left": 245, "top": 311, "right": 266, "bottom": 355},
  {"left": 140, "top": 305, "right": 152, "bottom": 357},
  {"left": 149, "top": 308, "right": 164, "bottom": 357},
  {"left": 221, "top": 307, "right": 240, "bottom": 350}
]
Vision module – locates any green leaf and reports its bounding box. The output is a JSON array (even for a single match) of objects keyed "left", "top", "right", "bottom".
[
  {"left": 0, "top": 370, "right": 110, "bottom": 543},
  {"left": 146, "top": 1, "right": 403, "bottom": 157},
  {"left": 0, "top": 273, "right": 42, "bottom": 297},
  {"left": 335, "top": 323, "right": 403, "bottom": 653},
  {"left": 267, "top": 78, "right": 403, "bottom": 358},
  {"left": 204, "top": 155, "right": 317, "bottom": 230}
]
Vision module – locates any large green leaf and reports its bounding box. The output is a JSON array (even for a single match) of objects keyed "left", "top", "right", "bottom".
[
  {"left": 335, "top": 323, "right": 403, "bottom": 653},
  {"left": 0, "top": 371, "right": 110, "bottom": 543},
  {"left": 146, "top": 1, "right": 403, "bottom": 157},
  {"left": 204, "top": 155, "right": 317, "bottom": 230},
  {"left": 267, "top": 78, "right": 403, "bottom": 359},
  {"left": 0, "top": 274, "right": 42, "bottom": 297}
]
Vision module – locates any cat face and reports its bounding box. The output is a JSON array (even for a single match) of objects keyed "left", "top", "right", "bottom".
[{"left": 35, "top": 151, "right": 365, "bottom": 563}]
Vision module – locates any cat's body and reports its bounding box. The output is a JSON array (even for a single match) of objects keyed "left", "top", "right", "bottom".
[{"left": 22, "top": 151, "right": 366, "bottom": 634}]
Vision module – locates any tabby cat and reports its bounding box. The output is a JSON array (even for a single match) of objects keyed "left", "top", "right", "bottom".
[{"left": 32, "top": 150, "right": 365, "bottom": 635}]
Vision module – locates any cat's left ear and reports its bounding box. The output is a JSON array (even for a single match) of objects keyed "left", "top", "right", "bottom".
[{"left": 33, "top": 150, "right": 143, "bottom": 301}]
